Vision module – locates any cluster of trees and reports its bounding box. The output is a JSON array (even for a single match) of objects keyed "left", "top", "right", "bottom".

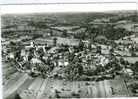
[
  {"left": 64, "top": 62, "right": 83, "bottom": 80},
  {"left": 110, "top": 14, "right": 137, "bottom": 23},
  {"left": 131, "top": 61, "right": 138, "bottom": 73},
  {"left": 74, "top": 23, "right": 131, "bottom": 41}
]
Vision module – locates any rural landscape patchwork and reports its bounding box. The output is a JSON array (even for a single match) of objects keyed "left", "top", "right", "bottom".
[{"left": 1, "top": 10, "right": 138, "bottom": 98}]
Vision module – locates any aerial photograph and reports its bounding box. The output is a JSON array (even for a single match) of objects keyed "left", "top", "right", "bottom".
[{"left": 1, "top": 4, "right": 138, "bottom": 99}]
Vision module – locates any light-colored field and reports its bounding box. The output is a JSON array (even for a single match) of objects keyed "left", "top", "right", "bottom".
[
  {"left": 56, "top": 37, "right": 79, "bottom": 46},
  {"left": 2, "top": 61, "right": 132, "bottom": 99},
  {"left": 123, "top": 57, "right": 138, "bottom": 63},
  {"left": 3, "top": 73, "right": 131, "bottom": 99}
]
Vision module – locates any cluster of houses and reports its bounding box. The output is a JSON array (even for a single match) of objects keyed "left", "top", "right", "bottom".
[
  {"left": 2, "top": 22, "right": 138, "bottom": 81},
  {"left": 2, "top": 32, "right": 133, "bottom": 80}
]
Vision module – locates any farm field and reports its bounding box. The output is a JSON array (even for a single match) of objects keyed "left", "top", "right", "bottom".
[
  {"left": 3, "top": 69, "right": 131, "bottom": 99},
  {"left": 123, "top": 57, "right": 138, "bottom": 63}
]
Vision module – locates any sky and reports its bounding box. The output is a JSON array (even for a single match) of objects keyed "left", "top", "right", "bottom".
[
  {"left": 0, "top": 0, "right": 137, "bottom": 4},
  {"left": 0, "top": 3, "right": 137, "bottom": 14}
]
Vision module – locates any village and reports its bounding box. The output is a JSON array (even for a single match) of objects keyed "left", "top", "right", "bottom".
[{"left": 2, "top": 11, "right": 138, "bottom": 98}]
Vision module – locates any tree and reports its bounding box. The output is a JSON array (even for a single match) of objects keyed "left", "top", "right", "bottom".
[
  {"left": 78, "top": 39, "right": 84, "bottom": 51},
  {"left": 49, "top": 28, "right": 53, "bottom": 36},
  {"left": 62, "top": 30, "right": 68, "bottom": 37},
  {"left": 14, "top": 93, "right": 22, "bottom": 99},
  {"left": 64, "top": 62, "right": 83, "bottom": 80},
  {"left": 97, "top": 46, "right": 101, "bottom": 54},
  {"left": 53, "top": 37, "right": 57, "bottom": 46},
  {"left": 132, "top": 61, "right": 138, "bottom": 72}
]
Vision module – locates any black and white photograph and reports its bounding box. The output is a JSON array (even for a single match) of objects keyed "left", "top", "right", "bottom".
[{"left": 1, "top": 3, "right": 138, "bottom": 99}]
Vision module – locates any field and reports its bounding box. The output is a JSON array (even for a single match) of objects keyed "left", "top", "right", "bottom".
[
  {"left": 3, "top": 62, "right": 131, "bottom": 99},
  {"left": 123, "top": 57, "right": 138, "bottom": 63}
]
